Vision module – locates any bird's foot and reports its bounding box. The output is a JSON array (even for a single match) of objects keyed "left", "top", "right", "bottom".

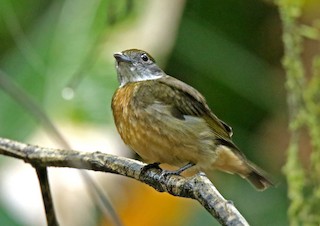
[
  {"left": 159, "top": 162, "right": 195, "bottom": 181},
  {"left": 141, "top": 162, "right": 161, "bottom": 175}
]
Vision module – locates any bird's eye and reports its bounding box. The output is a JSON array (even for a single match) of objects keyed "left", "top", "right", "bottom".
[{"left": 141, "top": 53, "right": 149, "bottom": 62}]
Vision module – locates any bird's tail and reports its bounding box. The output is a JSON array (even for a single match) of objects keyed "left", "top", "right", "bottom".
[
  {"left": 244, "top": 162, "right": 274, "bottom": 191},
  {"left": 211, "top": 144, "right": 274, "bottom": 190}
]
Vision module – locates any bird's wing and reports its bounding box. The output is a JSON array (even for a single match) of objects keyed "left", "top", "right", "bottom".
[{"left": 152, "top": 75, "right": 233, "bottom": 141}]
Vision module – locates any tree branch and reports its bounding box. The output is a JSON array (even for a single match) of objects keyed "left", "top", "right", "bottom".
[{"left": 0, "top": 137, "right": 249, "bottom": 226}]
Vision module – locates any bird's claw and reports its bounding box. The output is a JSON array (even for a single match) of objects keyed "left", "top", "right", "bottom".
[
  {"left": 158, "top": 169, "right": 183, "bottom": 182},
  {"left": 141, "top": 162, "right": 161, "bottom": 175}
]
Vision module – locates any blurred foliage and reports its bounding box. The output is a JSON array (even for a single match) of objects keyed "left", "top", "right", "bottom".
[
  {"left": 276, "top": 0, "right": 320, "bottom": 225},
  {"left": 2, "top": 0, "right": 318, "bottom": 225},
  {"left": 0, "top": 0, "right": 136, "bottom": 225},
  {"left": 0, "top": 202, "right": 21, "bottom": 226},
  {"left": 0, "top": 0, "right": 119, "bottom": 140}
]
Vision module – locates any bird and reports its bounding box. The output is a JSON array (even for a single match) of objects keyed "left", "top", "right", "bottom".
[{"left": 111, "top": 49, "right": 273, "bottom": 190}]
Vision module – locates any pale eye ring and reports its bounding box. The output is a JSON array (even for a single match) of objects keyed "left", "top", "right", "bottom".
[{"left": 141, "top": 53, "right": 149, "bottom": 62}]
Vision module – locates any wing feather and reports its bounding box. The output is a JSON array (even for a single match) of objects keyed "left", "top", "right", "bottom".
[{"left": 152, "top": 76, "right": 233, "bottom": 141}]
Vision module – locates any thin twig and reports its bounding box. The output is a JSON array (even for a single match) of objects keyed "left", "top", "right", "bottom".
[
  {"left": 0, "top": 137, "right": 249, "bottom": 226},
  {"left": 0, "top": 70, "right": 60, "bottom": 226},
  {"left": 35, "top": 166, "right": 59, "bottom": 226}
]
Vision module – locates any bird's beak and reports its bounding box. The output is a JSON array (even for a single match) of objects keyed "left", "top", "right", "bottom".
[{"left": 113, "top": 52, "right": 132, "bottom": 63}]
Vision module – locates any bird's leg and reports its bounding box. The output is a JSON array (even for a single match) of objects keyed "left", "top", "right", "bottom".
[
  {"left": 141, "top": 162, "right": 196, "bottom": 180},
  {"left": 160, "top": 162, "right": 195, "bottom": 178}
]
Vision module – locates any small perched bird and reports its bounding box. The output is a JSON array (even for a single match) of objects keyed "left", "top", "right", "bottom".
[{"left": 111, "top": 49, "right": 273, "bottom": 190}]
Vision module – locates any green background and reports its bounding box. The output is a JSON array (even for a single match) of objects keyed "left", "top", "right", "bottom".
[{"left": 0, "top": 0, "right": 289, "bottom": 225}]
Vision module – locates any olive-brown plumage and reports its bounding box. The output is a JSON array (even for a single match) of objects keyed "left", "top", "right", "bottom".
[{"left": 112, "top": 49, "right": 273, "bottom": 190}]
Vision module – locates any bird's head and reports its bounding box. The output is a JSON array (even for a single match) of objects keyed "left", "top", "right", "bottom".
[{"left": 113, "top": 49, "right": 164, "bottom": 87}]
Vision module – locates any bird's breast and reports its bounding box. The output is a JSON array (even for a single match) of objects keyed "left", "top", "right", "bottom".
[{"left": 111, "top": 83, "right": 218, "bottom": 169}]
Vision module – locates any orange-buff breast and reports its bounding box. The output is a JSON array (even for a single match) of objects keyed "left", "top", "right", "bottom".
[{"left": 111, "top": 83, "right": 215, "bottom": 169}]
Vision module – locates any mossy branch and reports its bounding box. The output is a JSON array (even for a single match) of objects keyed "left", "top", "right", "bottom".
[{"left": 277, "top": 0, "right": 320, "bottom": 225}]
